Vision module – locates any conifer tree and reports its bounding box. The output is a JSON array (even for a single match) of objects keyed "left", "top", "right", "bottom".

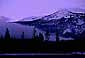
[
  {"left": 39, "top": 33, "right": 44, "bottom": 41},
  {"left": 21, "top": 32, "right": 24, "bottom": 39},
  {"left": 32, "top": 27, "right": 36, "bottom": 39},
  {"left": 56, "top": 31, "right": 59, "bottom": 42},
  {"left": 0, "top": 34, "right": 3, "bottom": 39},
  {"left": 13, "top": 34, "right": 16, "bottom": 39},
  {"left": 45, "top": 30, "right": 50, "bottom": 41},
  {"left": 5, "top": 28, "right": 10, "bottom": 40}
]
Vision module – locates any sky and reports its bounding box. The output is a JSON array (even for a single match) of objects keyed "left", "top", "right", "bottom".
[{"left": 0, "top": 0, "right": 85, "bottom": 21}]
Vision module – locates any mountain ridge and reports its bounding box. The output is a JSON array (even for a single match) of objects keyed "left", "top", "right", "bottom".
[
  {"left": 19, "top": 8, "right": 85, "bottom": 22},
  {"left": 14, "top": 8, "right": 85, "bottom": 39}
]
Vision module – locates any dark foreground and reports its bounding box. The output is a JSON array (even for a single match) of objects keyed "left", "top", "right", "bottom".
[{"left": 0, "top": 39, "right": 85, "bottom": 53}]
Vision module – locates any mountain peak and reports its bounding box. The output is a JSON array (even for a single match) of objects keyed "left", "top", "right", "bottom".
[
  {"left": 42, "top": 9, "right": 73, "bottom": 20},
  {"left": 56, "top": 8, "right": 71, "bottom": 13},
  {"left": 54, "top": 9, "right": 72, "bottom": 18},
  {"left": 17, "top": 8, "right": 85, "bottom": 22}
]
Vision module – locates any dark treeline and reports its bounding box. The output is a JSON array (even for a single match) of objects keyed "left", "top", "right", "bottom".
[
  {"left": 1, "top": 27, "right": 85, "bottom": 41},
  {"left": 0, "top": 28, "right": 85, "bottom": 53},
  {"left": 0, "top": 27, "right": 60, "bottom": 42}
]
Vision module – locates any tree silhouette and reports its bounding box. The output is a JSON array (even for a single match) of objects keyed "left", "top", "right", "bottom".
[
  {"left": 39, "top": 33, "right": 44, "bottom": 41},
  {"left": 13, "top": 34, "right": 16, "bottom": 39},
  {"left": 5, "top": 28, "right": 10, "bottom": 40},
  {"left": 0, "top": 34, "right": 3, "bottom": 39},
  {"left": 45, "top": 30, "right": 50, "bottom": 41},
  {"left": 80, "top": 31, "right": 85, "bottom": 40},
  {"left": 32, "top": 27, "right": 36, "bottom": 39},
  {"left": 35, "top": 35, "right": 39, "bottom": 40},
  {"left": 21, "top": 32, "right": 24, "bottom": 39},
  {"left": 56, "top": 32, "right": 59, "bottom": 42}
]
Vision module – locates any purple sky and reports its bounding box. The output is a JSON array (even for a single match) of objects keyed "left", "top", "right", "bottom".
[{"left": 0, "top": 0, "right": 85, "bottom": 20}]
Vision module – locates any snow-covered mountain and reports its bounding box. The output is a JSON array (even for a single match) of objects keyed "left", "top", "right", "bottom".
[
  {"left": 15, "top": 8, "right": 85, "bottom": 39},
  {"left": 41, "top": 8, "right": 85, "bottom": 21},
  {"left": 40, "top": 9, "right": 85, "bottom": 34},
  {"left": 17, "top": 8, "right": 85, "bottom": 22},
  {"left": 41, "top": 9, "right": 73, "bottom": 21}
]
